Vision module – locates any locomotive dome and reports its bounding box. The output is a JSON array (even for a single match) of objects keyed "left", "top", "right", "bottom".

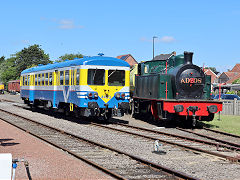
[{"left": 21, "top": 56, "right": 130, "bottom": 74}]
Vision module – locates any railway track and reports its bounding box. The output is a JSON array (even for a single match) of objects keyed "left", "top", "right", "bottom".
[
  {"left": 0, "top": 108, "right": 198, "bottom": 180},
  {"left": 176, "top": 127, "right": 240, "bottom": 148},
  {"left": 2, "top": 99, "right": 240, "bottom": 162},
  {"left": 90, "top": 122, "right": 240, "bottom": 162}
]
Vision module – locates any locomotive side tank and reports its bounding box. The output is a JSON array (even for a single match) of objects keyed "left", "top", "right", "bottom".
[{"left": 131, "top": 51, "right": 222, "bottom": 126}]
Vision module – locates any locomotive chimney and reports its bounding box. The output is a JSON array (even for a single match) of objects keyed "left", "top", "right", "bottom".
[{"left": 184, "top": 51, "right": 193, "bottom": 64}]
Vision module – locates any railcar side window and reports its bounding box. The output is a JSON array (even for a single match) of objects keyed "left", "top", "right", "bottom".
[
  {"left": 35, "top": 74, "right": 38, "bottom": 86},
  {"left": 60, "top": 71, "right": 64, "bottom": 85},
  {"left": 49, "top": 72, "right": 53, "bottom": 85},
  {"left": 38, "top": 74, "right": 41, "bottom": 86},
  {"left": 42, "top": 73, "right": 44, "bottom": 86},
  {"left": 88, "top": 69, "right": 105, "bottom": 85},
  {"left": 108, "top": 70, "right": 125, "bottom": 86},
  {"left": 65, "top": 70, "right": 69, "bottom": 85},
  {"left": 45, "top": 73, "right": 49, "bottom": 86}
]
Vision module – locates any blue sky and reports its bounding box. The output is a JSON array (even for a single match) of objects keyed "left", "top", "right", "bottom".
[{"left": 1, "top": 0, "right": 240, "bottom": 72}]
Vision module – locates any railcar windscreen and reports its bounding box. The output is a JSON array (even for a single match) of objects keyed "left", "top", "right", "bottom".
[
  {"left": 88, "top": 69, "right": 105, "bottom": 85},
  {"left": 108, "top": 70, "right": 125, "bottom": 86}
]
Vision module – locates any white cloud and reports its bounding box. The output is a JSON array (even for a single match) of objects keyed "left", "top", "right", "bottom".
[
  {"left": 59, "top": 19, "right": 83, "bottom": 29},
  {"left": 159, "top": 36, "right": 176, "bottom": 43},
  {"left": 41, "top": 17, "right": 83, "bottom": 29}
]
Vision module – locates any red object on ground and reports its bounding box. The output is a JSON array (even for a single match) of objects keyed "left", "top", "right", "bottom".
[
  {"left": 8, "top": 80, "right": 20, "bottom": 92},
  {"left": 0, "top": 120, "right": 112, "bottom": 180}
]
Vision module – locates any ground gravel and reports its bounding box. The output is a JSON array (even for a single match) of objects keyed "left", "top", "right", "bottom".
[{"left": 1, "top": 94, "right": 240, "bottom": 180}]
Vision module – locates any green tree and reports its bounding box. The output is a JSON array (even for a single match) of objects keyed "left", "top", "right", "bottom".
[
  {"left": 0, "top": 57, "right": 18, "bottom": 85},
  {"left": 56, "top": 53, "right": 84, "bottom": 62},
  {"left": 0, "top": 56, "right": 5, "bottom": 64},
  {"left": 15, "top": 44, "right": 51, "bottom": 76}
]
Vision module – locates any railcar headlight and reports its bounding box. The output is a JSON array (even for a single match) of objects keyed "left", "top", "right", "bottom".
[
  {"left": 121, "top": 93, "right": 125, "bottom": 99},
  {"left": 115, "top": 93, "right": 120, "bottom": 99},
  {"left": 88, "top": 92, "right": 93, "bottom": 98},
  {"left": 94, "top": 92, "right": 98, "bottom": 98}
]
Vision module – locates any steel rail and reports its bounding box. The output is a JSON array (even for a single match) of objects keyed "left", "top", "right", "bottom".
[
  {"left": 90, "top": 123, "right": 240, "bottom": 162},
  {"left": 0, "top": 108, "right": 198, "bottom": 180},
  {"left": 203, "top": 127, "right": 240, "bottom": 139},
  {"left": 113, "top": 123, "right": 240, "bottom": 151},
  {"left": 176, "top": 127, "right": 240, "bottom": 149},
  {"left": 0, "top": 117, "right": 126, "bottom": 180}
]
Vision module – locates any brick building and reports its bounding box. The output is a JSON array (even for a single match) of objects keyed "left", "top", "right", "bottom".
[
  {"left": 116, "top": 54, "right": 138, "bottom": 68},
  {"left": 218, "top": 64, "right": 240, "bottom": 84}
]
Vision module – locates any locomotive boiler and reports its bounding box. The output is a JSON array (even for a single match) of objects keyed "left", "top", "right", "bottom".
[{"left": 131, "top": 51, "right": 222, "bottom": 126}]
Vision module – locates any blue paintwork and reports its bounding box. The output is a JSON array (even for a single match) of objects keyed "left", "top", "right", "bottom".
[
  {"left": 21, "top": 89, "right": 129, "bottom": 108},
  {"left": 21, "top": 56, "right": 130, "bottom": 74}
]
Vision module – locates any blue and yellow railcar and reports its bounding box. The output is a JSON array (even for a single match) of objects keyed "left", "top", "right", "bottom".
[{"left": 20, "top": 56, "right": 130, "bottom": 119}]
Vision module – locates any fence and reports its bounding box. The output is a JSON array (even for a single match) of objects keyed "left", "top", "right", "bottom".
[{"left": 221, "top": 99, "right": 240, "bottom": 115}]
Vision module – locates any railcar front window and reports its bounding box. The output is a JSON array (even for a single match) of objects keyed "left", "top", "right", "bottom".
[
  {"left": 108, "top": 70, "right": 125, "bottom": 86},
  {"left": 88, "top": 69, "right": 105, "bottom": 85}
]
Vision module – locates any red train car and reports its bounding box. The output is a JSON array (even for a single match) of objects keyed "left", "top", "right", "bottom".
[{"left": 8, "top": 80, "right": 20, "bottom": 93}]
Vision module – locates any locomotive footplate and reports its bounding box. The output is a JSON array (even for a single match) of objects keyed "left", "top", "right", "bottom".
[{"left": 163, "top": 100, "right": 222, "bottom": 117}]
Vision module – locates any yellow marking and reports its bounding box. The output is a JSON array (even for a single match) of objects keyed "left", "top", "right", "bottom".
[
  {"left": 20, "top": 76, "right": 22, "bottom": 86},
  {"left": 89, "top": 85, "right": 124, "bottom": 103},
  {"left": 70, "top": 103, "right": 73, "bottom": 111},
  {"left": 80, "top": 69, "right": 88, "bottom": 85},
  {"left": 125, "top": 70, "right": 130, "bottom": 86},
  {"left": 67, "top": 69, "right": 72, "bottom": 85},
  {"left": 74, "top": 69, "right": 76, "bottom": 85}
]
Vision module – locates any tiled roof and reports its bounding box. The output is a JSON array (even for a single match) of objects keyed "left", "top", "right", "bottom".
[
  {"left": 116, "top": 54, "right": 138, "bottom": 67},
  {"left": 226, "top": 72, "right": 240, "bottom": 84},
  {"left": 153, "top": 51, "right": 176, "bottom": 61},
  {"left": 230, "top": 63, "right": 240, "bottom": 72},
  {"left": 154, "top": 54, "right": 172, "bottom": 61},
  {"left": 116, "top": 54, "right": 130, "bottom": 61},
  {"left": 225, "top": 71, "right": 239, "bottom": 78},
  {"left": 204, "top": 69, "right": 218, "bottom": 83}
]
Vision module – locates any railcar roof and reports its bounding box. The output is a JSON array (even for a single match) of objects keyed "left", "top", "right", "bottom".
[{"left": 21, "top": 56, "right": 130, "bottom": 74}]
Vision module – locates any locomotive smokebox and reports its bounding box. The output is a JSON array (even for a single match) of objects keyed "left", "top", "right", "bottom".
[{"left": 184, "top": 51, "right": 193, "bottom": 64}]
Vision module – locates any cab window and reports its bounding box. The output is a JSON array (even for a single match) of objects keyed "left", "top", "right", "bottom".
[
  {"left": 108, "top": 70, "right": 125, "bottom": 86},
  {"left": 88, "top": 69, "right": 105, "bottom": 85}
]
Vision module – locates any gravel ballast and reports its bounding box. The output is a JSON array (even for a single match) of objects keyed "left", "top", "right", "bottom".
[{"left": 1, "top": 94, "right": 240, "bottom": 180}]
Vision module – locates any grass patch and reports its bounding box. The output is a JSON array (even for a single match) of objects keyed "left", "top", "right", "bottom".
[{"left": 201, "top": 114, "right": 240, "bottom": 136}]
